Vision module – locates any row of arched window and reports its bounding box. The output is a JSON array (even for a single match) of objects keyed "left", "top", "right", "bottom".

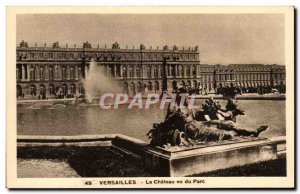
[
  {"left": 106, "top": 64, "right": 198, "bottom": 78},
  {"left": 17, "top": 65, "right": 80, "bottom": 81},
  {"left": 16, "top": 83, "right": 83, "bottom": 98}
]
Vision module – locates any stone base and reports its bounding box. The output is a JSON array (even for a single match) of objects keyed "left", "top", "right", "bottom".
[{"left": 144, "top": 138, "right": 278, "bottom": 177}]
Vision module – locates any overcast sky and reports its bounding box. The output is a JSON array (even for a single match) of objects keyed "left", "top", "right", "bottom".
[{"left": 17, "top": 14, "right": 284, "bottom": 65}]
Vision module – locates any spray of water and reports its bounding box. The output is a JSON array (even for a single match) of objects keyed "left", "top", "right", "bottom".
[{"left": 81, "top": 59, "right": 121, "bottom": 103}]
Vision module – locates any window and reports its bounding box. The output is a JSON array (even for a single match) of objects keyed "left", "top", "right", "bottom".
[
  {"left": 192, "top": 65, "right": 196, "bottom": 76},
  {"left": 146, "top": 67, "right": 151, "bottom": 78},
  {"left": 148, "top": 82, "right": 153, "bottom": 91},
  {"left": 154, "top": 66, "right": 158, "bottom": 77},
  {"left": 70, "top": 53, "right": 74, "bottom": 58},
  {"left": 70, "top": 67, "right": 75, "bottom": 79},
  {"left": 107, "top": 67, "right": 112, "bottom": 77},
  {"left": 62, "top": 67, "right": 66, "bottom": 79},
  {"left": 48, "top": 53, "right": 53, "bottom": 59},
  {"left": 186, "top": 66, "right": 190, "bottom": 76},
  {"left": 49, "top": 84, "right": 55, "bottom": 95},
  {"left": 30, "top": 67, "right": 35, "bottom": 81},
  {"left": 49, "top": 66, "right": 54, "bottom": 80},
  {"left": 16, "top": 64, "right": 22, "bottom": 80},
  {"left": 129, "top": 67, "right": 134, "bottom": 77},
  {"left": 161, "top": 67, "right": 165, "bottom": 77},
  {"left": 122, "top": 67, "right": 127, "bottom": 77},
  {"left": 30, "top": 53, "right": 34, "bottom": 58},
  {"left": 40, "top": 67, "right": 45, "bottom": 80},
  {"left": 136, "top": 67, "right": 140, "bottom": 77},
  {"left": 170, "top": 66, "right": 175, "bottom": 76},
  {"left": 39, "top": 53, "right": 44, "bottom": 58}
]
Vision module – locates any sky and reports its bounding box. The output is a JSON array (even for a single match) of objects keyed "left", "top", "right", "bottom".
[{"left": 17, "top": 14, "right": 284, "bottom": 65}]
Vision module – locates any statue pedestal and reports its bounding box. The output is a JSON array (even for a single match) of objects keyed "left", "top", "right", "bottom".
[{"left": 144, "top": 138, "right": 278, "bottom": 177}]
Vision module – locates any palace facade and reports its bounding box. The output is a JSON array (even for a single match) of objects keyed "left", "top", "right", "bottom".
[{"left": 16, "top": 41, "right": 286, "bottom": 99}]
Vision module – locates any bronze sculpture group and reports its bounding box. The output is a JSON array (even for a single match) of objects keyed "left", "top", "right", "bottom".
[{"left": 147, "top": 95, "right": 268, "bottom": 147}]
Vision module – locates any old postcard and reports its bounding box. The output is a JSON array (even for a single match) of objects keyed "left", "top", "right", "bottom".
[{"left": 6, "top": 6, "right": 294, "bottom": 188}]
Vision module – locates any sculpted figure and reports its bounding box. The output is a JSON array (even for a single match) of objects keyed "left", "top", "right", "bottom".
[{"left": 147, "top": 96, "right": 268, "bottom": 147}]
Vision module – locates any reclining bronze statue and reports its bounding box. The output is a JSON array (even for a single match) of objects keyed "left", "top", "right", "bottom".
[{"left": 147, "top": 97, "right": 268, "bottom": 147}]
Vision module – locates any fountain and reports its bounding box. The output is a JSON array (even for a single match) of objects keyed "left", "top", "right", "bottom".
[
  {"left": 81, "top": 59, "right": 121, "bottom": 104},
  {"left": 144, "top": 98, "right": 283, "bottom": 176}
]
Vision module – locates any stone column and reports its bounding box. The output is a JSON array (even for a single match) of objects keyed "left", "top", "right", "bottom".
[
  {"left": 36, "top": 84, "right": 40, "bottom": 96},
  {"left": 45, "top": 65, "right": 49, "bottom": 81},
  {"left": 58, "top": 65, "right": 62, "bottom": 80},
  {"left": 36, "top": 65, "right": 40, "bottom": 81},
  {"left": 45, "top": 83, "right": 50, "bottom": 96},
  {"left": 120, "top": 64, "right": 123, "bottom": 78},
  {"left": 84, "top": 65, "right": 88, "bottom": 79},
  {"left": 127, "top": 65, "right": 130, "bottom": 78},
  {"left": 67, "top": 66, "right": 70, "bottom": 80},
  {"left": 134, "top": 66, "right": 137, "bottom": 78},
  {"left": 16, "top": 68, "right": 19, "bottom": 80},
  {"left": 105, "top": 65, "right": 108, "bottom": 76},
  {"left": 54, "top": 65, "right": 58, "bottom": 80},
  {"left": 75, "top": 65, "right": 78, "bottom": 80},
  {"left": 151, "top": 65, "right": 154, "bottom": 78},
  {"left": 21, "top": 65, "right": 25, "bottom": 81},
  {"left": 52, "top": 65, "right": 55, "bottom": 80},
  {"left": 114, "top": 64, "right": 117, "bottom": 77},
  {"left": 78, "top": 67, "right": 81, "bottom": 79},
  {"left": 142, "top": 64, "right": 145, "bottom": 78},
  {"left": 187, "top": 65, "right": 189, "bottom": 77},
  {"left": 179, "top": 65, "right": 182, "bottom": 77},
  {"left": 183, "top": 66, "right": 186, "bottom": 77},
  {"left": 27, "top": 65, "right": 30, "bottom": 81},
  {"left": 158, "top": 65, "right": 161, "bottom": 78}
]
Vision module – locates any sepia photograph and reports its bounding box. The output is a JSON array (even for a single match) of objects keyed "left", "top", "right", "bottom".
[{"left": 6, "top": 6, "right": 294, "bottom": 188}]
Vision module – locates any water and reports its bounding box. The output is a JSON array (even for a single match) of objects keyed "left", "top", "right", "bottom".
[
  {"left": 17, "top": 100, "right": 286, "bottom": 142},
  {"left": 83, "top": 59, "right": 121, "bottom": 103}
]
